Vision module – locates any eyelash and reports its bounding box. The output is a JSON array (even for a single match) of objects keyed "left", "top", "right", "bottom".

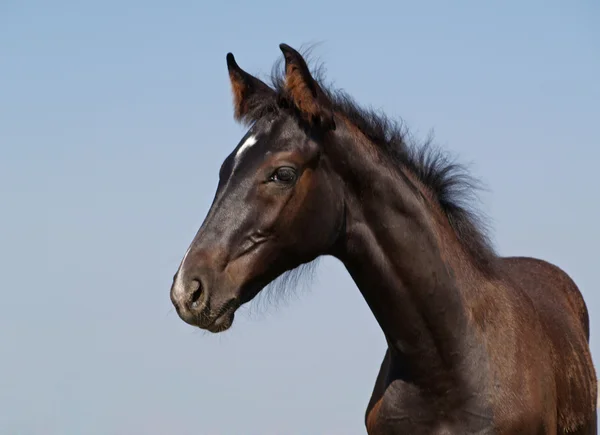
[{"left": 269, "top": 167, "right": 297, "bottom": 184}]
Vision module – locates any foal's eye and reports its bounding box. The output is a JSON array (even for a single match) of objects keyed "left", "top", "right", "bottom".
[{"left": 269, "top": 167, "right": 297, "bottom": 184}]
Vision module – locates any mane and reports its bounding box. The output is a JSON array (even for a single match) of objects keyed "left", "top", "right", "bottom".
[{"left": 245, "top": 49, "right": 498, "bottom": 274}]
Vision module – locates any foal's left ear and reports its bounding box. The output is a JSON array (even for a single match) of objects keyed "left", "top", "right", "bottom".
[
  {"left": 279, "top": 43, "right": 335, "bottom": 131},
  {"left": 226, "top": 52, "right": 276, "bottom": 124}
]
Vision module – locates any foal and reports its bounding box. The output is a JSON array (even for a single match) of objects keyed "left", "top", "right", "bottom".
[{"left": 170, "top": 44, "right": 597, "bottom": 434}]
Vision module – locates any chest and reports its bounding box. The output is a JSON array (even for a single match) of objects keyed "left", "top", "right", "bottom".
[{"left": 366, "top": 381, "right": 495, "bottom": 435}]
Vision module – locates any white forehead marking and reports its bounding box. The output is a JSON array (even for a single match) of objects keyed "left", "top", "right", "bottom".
[{"left": 234, "top": 135, "right": 257, "bottom": 164}]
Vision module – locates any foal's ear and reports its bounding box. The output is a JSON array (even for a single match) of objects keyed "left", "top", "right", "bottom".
[
  {"left": 279, "top": 43, "right": 335, "bottom": 131},
  {"left": 226, "top": 52, "right": 276, "bottom": 124}
]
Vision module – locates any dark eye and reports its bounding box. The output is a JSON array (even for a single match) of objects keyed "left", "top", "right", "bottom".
[{"left": 269, "top": 167, "right": 297, "bottom": 184}]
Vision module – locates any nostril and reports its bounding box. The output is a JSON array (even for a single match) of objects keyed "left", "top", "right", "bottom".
[{"left": 190, "top": 279, "right": 203, "bottom": 308}]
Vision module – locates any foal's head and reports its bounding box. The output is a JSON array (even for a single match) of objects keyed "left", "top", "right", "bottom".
[{"left": 170, "top": 45, "right": 345, "bottom": 332}]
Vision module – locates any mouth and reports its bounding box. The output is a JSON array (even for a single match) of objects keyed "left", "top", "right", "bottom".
[
  {"left": 205, "top": 309, "right": 236, "bottom": 333},
  {"left": 198, "top": 298, "right": 240, "bottom": 333}
]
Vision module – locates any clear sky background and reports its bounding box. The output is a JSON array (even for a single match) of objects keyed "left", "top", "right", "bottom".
[{"left": 1, "top": 1, "right": 598, "bottom": 434}]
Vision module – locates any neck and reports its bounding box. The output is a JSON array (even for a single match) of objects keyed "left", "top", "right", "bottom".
[{"left": 329, "top": 123, "right": 487, "bottom": 392}]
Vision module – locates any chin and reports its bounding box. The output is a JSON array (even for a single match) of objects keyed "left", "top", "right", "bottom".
[
  {"left": 204, "top": 312, "right": 235, "bottom": 333},
  {"left": 174, "top": 304, "right": 237, "bottom": 333}
]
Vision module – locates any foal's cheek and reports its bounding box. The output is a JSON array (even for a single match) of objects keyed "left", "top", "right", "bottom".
[
  {"left": 253, "top": 185, "right": 288, "bottom": 228},
  {"left": 290, "top": 178, "right": 340, "bottom": 252}
]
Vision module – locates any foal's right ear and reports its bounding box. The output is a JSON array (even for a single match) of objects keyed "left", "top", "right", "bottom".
[
  {"left": 279, "top": 43, "right": 335, "bottom": 131},
  {"left": 226, "top": 53, "right": 276, "bottom": 124}
]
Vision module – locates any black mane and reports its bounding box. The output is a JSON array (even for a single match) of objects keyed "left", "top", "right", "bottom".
[{"left": 242, "top": 52, "right": 497, "bottom": 274}]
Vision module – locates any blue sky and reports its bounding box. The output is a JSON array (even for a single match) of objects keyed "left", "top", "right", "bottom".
[{"left": 1, "top": 1, "right": 598, "bottom": 434}]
